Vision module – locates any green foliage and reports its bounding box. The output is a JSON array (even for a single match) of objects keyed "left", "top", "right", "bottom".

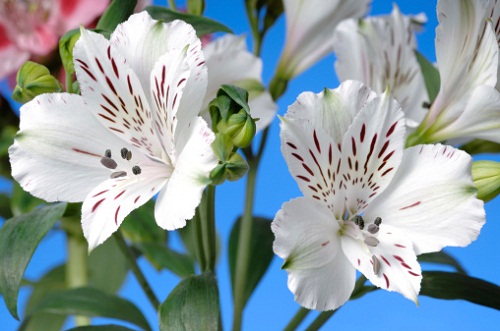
[
  {"left": 418, "top": 251, "right": 467, "bottom": 274},
  {"left": 66, "top": 326, "right": 139, "bottom": 331},
  {"left": 28, "top": 287, "right": 151, "bottom": 331},
  {"left": 88, "top": 238, "right": 129, "bottom": 293},
  {"left": 121, "top": 200, "right": 167, "bottom": 245},
  {"left": 146, "top": 6, "right": 232, "bottom": 36},
  {"left": 159, "top": 272, "right": 220, "bottom": 331},
  {"left": 96, "top": 0, "right": 138, "bottom": 32},
  {"left": 0, "top": 203, "right": 67, "bottom": 319},
  {"left": 228, "top": 216, "right": 274, "bottom": 306},
  {"left": 460, "top": 139, "right": 500, "bottom": 155},
  {"left": 134, "top": 242, "right": 195, "bottom": 278},
  {"left": 187, "top": 0, "right": 205, "bottom": 15},
  {"left": 415, "top": 50, "right": 440, "bottom": 105},
  {"left": 421, "top": 271, "right": 500, "bottom": 310},
  {"left": 472, "top": 161, "right": 500, "bottom": 202}
]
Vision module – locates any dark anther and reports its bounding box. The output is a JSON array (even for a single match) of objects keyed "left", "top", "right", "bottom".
[
  {"left": 367, "top": 224, "right": 379, "bottom": 234},
  {"left": 104, "top": 149, "right": 111, "bottom": 158},
  {"left": 100, "top": 157, "right": 117, "bottom": 169},
  {"left": 374, "top": 217, "right": 382, "bottom": 226},
  {"left": 132, "top": 165, "right": 141, "bottom": 175},
  {"left": 121, "top": 147, "right": 129, "bottom": 159},
  {"left": 353, "top": 215, "right": 364, "bottom": 230},
  {"left": 110, "top": 171, "right": 127, "bottom": 179},
  {"left": 372, "top": 255, "right": 381, "bottom": 275},
  {"left": 126, "top": 150, "right": 132, "bottom": 160}
]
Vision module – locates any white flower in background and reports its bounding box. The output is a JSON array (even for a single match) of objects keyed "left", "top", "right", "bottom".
[
  {"left": 203, "top": 34, "right": 277, "bottom": 131},
  {"left": 9, "top": 12, "right": 218, "bottom": 250},
  {"left": 414, "top": 0, "right": 500, "bottom": 144},
  {"left": 333, "top": 5, "right": 428, "bottom": 128},
  {"left": 276, "top": 0, "right": 371, "bottom": 80},
  {"left": 272, "top": 80, "right": 484, "bottom": 311}
]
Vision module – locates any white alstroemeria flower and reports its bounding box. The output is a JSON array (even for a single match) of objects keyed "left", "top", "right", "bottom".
[
  {"left": 414, "top": 0, "right": 500, "bottom": 144},
  {"left": 276, "top": 0, "right": 371, "bottom": 80},
  {"left": 333, "top": 5, "right": 428, "bottom": 128},
  {"left": 9, "top": 12, "right": 218, "bottom": 250},
  {"left": 203, "top": 34, "right": 277, "bottom": 131},
  {"left": 272, "top": 80, "right": 484, "bottom": 311}
]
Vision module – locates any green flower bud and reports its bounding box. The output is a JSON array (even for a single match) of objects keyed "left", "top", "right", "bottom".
[
  {"left": 210, "top": 152, "right": 249, "bottom": 185},
  {"left": 209, "top": 84, "right": 256, "bottom": 148},
  {"left": 59, "top": 28, "right": 81, "bottom": 76},
  {"left": 12, "top": 61, "right": 63, "bottom": 104},
  {"left": 472, "top": 160, "right": 500, "bottom": 202}
]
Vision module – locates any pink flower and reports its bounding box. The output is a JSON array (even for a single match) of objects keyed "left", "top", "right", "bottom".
[{"left": 0, "top": 0, "right": 109, "bottom": 79}]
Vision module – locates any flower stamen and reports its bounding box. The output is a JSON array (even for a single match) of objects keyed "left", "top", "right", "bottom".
[{"left": 100, "top": 156, "right": 117, "bottom": 169}]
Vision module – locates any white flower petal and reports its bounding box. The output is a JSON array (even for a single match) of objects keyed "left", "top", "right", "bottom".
[
  {"left": 9, "top": 93, "right": 126, "bottom": 202},
  {"left": 272, "top": 198, "right": 356, "bottom": 311},
  {"left": 279, "top": 0, "right": 370, "bottom": 78},
  {"left": 286, "top": 81, "right": 376, "bottom": 145},
  {"left": 340, "top": 225, "right": 421, "bottom": 303},
  {"left": 82, "top": 174, "right": 166, "bottom": 251},
  {"left": 423, "top": 0, "right": 498, "bottom": 136},
  {"left": 112, "top": 13, "right": 207, "bottom": 125},
  {"left": 149, "top": 49, "right": 191, "bottom": 158},
  {"left": 365, "top": 144, "right": 485, "bottom": 255},
  {"left": 74, "top": 27, "right": 163, "bottom": 159},
  {"left": 333, "top": 6, "right": 428, "bottom": 126},
  {"left": 431, "top": 85, "right": 500, "bottom": 143},
  {"left": 154, "top": 117, "right": 217, "bottom": 230},
  {"left": 280, "top": 115, "right": 345, "bottom": 219},
  {"left": 341, "top": 90, "right": 405, "bottom": 214}
]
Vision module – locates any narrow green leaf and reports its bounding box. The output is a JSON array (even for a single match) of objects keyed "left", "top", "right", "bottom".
[
  {"left": 19, "top": 265, "right": 67, "bottom": 331},
  {"left": 134, "top": 242, "right": 195, "bottom": 278},
  {"left": 418, "top": 251, "right": 467, "bottom": 274},
  {"left": 257, "top": 0, "right": 284, "bottom": 35},
  {"left": 96, "top": 0, "right": 137, "bottom": 32},
  {"left": 88, "top": 237, "right": 129, "bottom": 293},
  {"left": 415, "top": 50, "right": 440, "bottom": 105},
  {"left": 228, "top": 216, "right": 274, "bottom": 306},
  {"left": 421, "top": 271, "right": 500, "bottom": 310},
  {"left": 146, "top": 6, "right": 232, "bottom": 36},
  {"left": 29, "top": 287, "right": 151, "bottom": 331},
  {"left": 0, "top": 203, "right": 67, "bottom": 319},
  {"left": 65, "top": 326, "right": 139, "bottom": 331},
  {"left": 460, "top": 139, "right": 500, "bottom": 155},
  {"left": 11, "top": 182, "right": 45, "bottom": 216},
  {"left": 159, "top": 272, "right": 220, "bottom": 331},
  {"left": 121, "top": 200, "right": 167, "bottom": 245}
]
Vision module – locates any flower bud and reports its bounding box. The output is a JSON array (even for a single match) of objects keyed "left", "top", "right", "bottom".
[
  {"left": 12, "top": 61, "right": 63, "bottom": 104},
  {"left": 210, "top": 133, "right": 249, "bottom": 185},
  {"left": 209, "top": 84, "right": 256, "bottom": 148},
  {"left": 472, "top": 160, "right": 500, "bottom": 202},
  {"left": 59, "top": 29, "right": 81, "bottom": 76}
]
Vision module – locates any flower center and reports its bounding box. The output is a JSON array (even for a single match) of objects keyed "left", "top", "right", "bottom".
[{"left": 100, "top": 147, "right": 142, "bottom": 179}]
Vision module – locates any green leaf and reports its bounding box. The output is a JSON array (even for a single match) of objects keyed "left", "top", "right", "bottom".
[
  {"left": 11, "top": 182, "right": 45, "bottom": 216},
  {"left": 28, "top": 287, "right": 151, "bottom": 331},
  {"left": 134, "top": 242, "right": 195, "bottom": 278},
  {"left": 96, "top": 0, "right": 137, "bottom": 32},
  {"left": 0, "top": 203, "right": 67, "bottom": 319},
  {"left": 187, "top": 0, "right": 205, "bottom": 15},
  {"left": 121, "top": 200, "right": 166, "bottom": 245},
  {"left": 418, "top": 251, "right": 467, "bottom": 274},
  {"left": 146, "top": 6, "right": 232, "bottom": 36},
  {"left": 415, "top": 50, "right": 440, "bottom": 105},
  {"left": 228, "top": 216, "right": 274, "bottom": 306},
  {"left": 159, "top": 272, "right": 220, "bottom": 331},
  {"left": 0, "top": 193, "right": 13, "bottom": 219},
  {"left": 460, "top": 139, "right": 500, "bottom": 155},
  {"left": 256, "top": 0, "right": 284, "bottom": 35},
  {"left": 19, "top": 265, "right": 67, "bottom": 331},
  {"left": 88, "top": 238, "right": 129, "bottom": 293},
  {"left": 177, "top": 219, "right": 198, "bottom": 262},
  {"left": 421, "top": 271, "right": 500, "bottom": 310},
  {"left": 65, "top": 326, "right": 139, "bottom": 331}
]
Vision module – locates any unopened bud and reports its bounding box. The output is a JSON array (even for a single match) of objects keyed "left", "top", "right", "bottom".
[
  {"left": 216, "top": 110, "right": 256, "bottom": 148},
  {"left": 59, "top": 28, "right": 81, "bottom": 76},
  {"left": 472, "top": 160, "right": 500, "bottom": 202},
  {"left": 12, "top": 61, "right": 62, "bottom": 103}
]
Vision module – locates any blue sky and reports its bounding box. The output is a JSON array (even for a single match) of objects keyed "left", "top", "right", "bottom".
[{"left": 1, "top": 0, "right": 500, "bottom": 330}]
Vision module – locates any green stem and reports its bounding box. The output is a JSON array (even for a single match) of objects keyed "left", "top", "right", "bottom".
[
  {"left": 283, "top": 307, "right": 310, "bottom": 331},
  {"left": 244, "top": 0, "right": 262, "bottom": 56},
  {"left": 193, "top": 205, "right": 207, "bottom": 272},
  {"left": 66, "top": 232, "right": 90, "bottom": 326},
  {"left": 199, "top": 186, "right": 217, "bottom": 272},
  {"left": 231, "top": 158, "right": 258, "bottom": 331},
  {"left": 167, "top": 0, "right": 176, "bottom": 10},
  {"left": 304, "top": 310, "right": 338, "bottom": 331},
  {"left": 113, "top": 231, "right": 160, "bottom": 310},
  {"left": 65, "top": 71, "right": 74, "bottom": 94}
]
